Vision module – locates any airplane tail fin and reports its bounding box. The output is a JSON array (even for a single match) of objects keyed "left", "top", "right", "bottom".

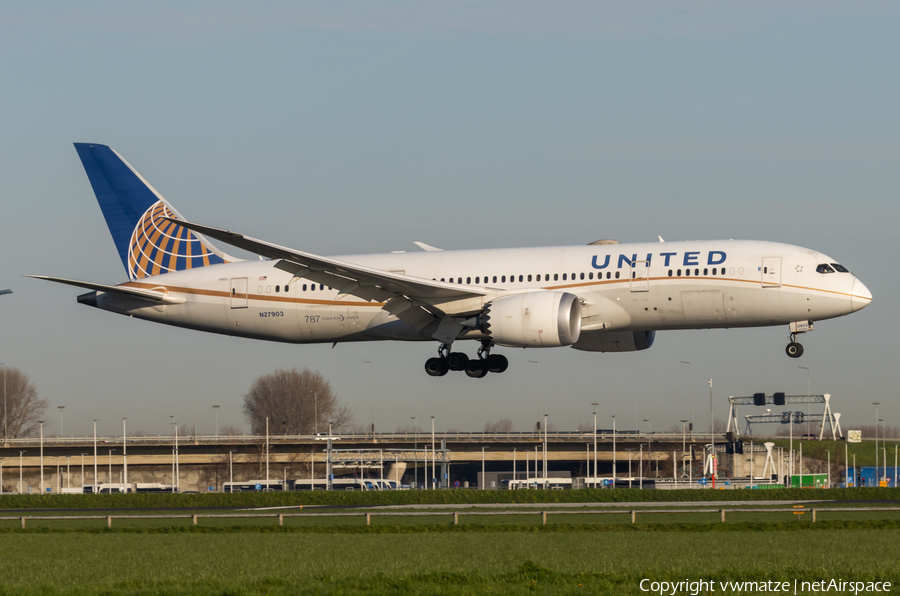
[{"left": 74, "top": 143, "right": 235, "bottom": 280}]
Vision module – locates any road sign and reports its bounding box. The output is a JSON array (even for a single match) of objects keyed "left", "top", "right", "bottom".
[
  {"left": 699, "top": 479, "right": 707, "bottom": 485},
  {"left": 208, "top": 486, "right": 214, "bottom": 491},
  {"left": 454, "top": 481, "right": 460, "bottom": 487},
  {"left": 255, "top": 483, "right": 261, "bottom": 490},
  {"left": 330, "top": 474, "right": 334, "bottom": 480}
]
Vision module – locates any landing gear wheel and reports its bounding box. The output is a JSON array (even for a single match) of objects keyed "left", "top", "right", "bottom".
[
  {"left": 447, "top": 352, "right": 469, "bottom": 371},
  {"left": 785, "top": 342, "right": 804, "bottom": 358},
  {"left": 486, "top": 354, "right": 509, "bottom": 373},
  {"left": 424, "top": 357, "right": 449, "bottom": 377},
  {"left": 465, "top": 359, "right": 488, "bottom": 378}
]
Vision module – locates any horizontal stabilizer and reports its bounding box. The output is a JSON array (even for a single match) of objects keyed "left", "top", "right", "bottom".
[{"left": 26, "top": 276, "right": 186, "bottom": 304}]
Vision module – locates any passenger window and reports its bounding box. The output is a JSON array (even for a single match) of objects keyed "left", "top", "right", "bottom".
[
  {"left": 588, "top": 272, "right": 593, "bottom": 280},
  {"left": 536, "top": 274, "right": 541, "bottom": 282},
  {"left": 606, "top": 272, "right": 611, "bottom": 279},
  {"left": 562, "top": 274, "right": 567, "bottom": 281},
  {"left": 458, "top": 278, "right": 462, "bottom": 284},
  {"left": 554, "top": 274, "right": 559, "bottom": 281},
  {"left": 677, "top": 269, "right": 682, "bottom": 276},
  {"left": 475, "top": 277, "right": 480, "bottom": 284},
  {"left": 311, "top": 284, "right": 316, "bottom": 291},
  {"left": 320, "top": 285, "right": 324, "bottom": 290},
  {"left": 686, "top": 270, "right": 690, "bottom": 277},
  {"left": 302, "top": 284, "right": 307, "bottom": 291},
  {"left": 615, "top": 271, "right": 620, "bottom": 279},
  {"left": 275, "top": 285, "right": 280, "bottom": 293},
  {"left": 502, "top": 276, "right": 506, "bottom": 283},
  {"left": 668, "top": 270, "right": 673, "bottom": 277},
  {"left": 527, "top": 275, "right": 532, "bottom": 282},
  {"left": 441, "top": 278, "right": 445, "bottom": 282},
  {"left": 467, "top": 277, "right": 471, "bottom": 284},
  {"left": 580, "top": 273, "right": 585, "bottom": 280},
  {"left": 703, "top": 268, "right": 708, "bottom": 276},
  {"left": 516, "top": 275, "right": 522, "bottom": 282},
  {"left": 695, "top": 269, "right": 699, "bottom": 276},
  {"left": 493, "top": 276, "right": 497, "bottom": 283}
]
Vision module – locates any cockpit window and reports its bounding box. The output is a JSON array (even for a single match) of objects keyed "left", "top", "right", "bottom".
[
  {"left": 816, "top": 264, "right": 835, "bottom": 274},
  {"left": 831, "top": 263, "right": 850, "bottom": 273}
]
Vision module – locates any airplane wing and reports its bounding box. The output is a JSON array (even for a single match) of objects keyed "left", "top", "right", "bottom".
[
  {"left": 26, "top": 276, "right": 187, "bottom": 303},
  {"left": 163, "top": 218, "right": 494, "bottom": 333}
]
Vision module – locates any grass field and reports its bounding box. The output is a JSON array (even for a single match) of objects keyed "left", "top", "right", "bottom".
[
  {"left": 3, "top": 490, "right": 899, "bottom": 594},
  {"left": 1, "top": 528, "right": 898, "bottom": 595}
]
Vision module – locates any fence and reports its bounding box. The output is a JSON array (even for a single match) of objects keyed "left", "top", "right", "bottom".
[{"left": 3, "top": 506, "right": 899, "bottom": 528}]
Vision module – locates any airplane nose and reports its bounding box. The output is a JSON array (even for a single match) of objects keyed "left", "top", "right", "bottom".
[{"left": 851, "top": 278, "right": 873, "bottom": 312}]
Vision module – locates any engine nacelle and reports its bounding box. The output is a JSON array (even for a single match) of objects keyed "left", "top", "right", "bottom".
[
  {"left": 572, "top": 330, "right": 656, "bottom": 352},
  {"left": 483, "top": 291, "right": 581, "bottom": 348}
]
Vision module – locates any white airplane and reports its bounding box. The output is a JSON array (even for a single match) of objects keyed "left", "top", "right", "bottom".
[{"left": 32, "top": 143, "right": 872, "bottom": 378}]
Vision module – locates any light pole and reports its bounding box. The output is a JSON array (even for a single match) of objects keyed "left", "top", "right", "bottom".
[
  {"left": 430, "top": 416, "right": 435, "bottom": 490},
  {"left": 481, "top": 446, "right": 488, "bottom": 490},
  {"left": 171, "top": 419, "right": 179, "bottom": 493},
  {"left": 679, "top": 361, "right": 693, "bottom": 437},
  {"left": 543, "top": 414, "right": 548, "bottom": 481},
  {"left": 213, "top": 405, "right": 220, "bottom": 438},
  {"left": 93, "top": 420, "right": 98, "bottom": 486},
  {"left": 2, "top": 363, "right": 6, "bottom": 442},
  {"left": 108, "top": 449, "right": 115, "bottom": 488},
  {"left": 58, "top": 406, "right": 65, "bottom": 437},
  {"left": 122, "top": 418, "right": 128, "bottom": 491},
  {"left": 228, "top": 451, "right": 234, "bottom": 492},
  {"left": 265, "top": 416, "right": 270, "bottom": 491},
  {"left": 513, "top": 447, "right": 517, "bottom": 486},
  {"left": 874, "top": 402, "right": 880, "bottom": 479},
  {"left": 708, "top": 378, "right": 715, "bottom": 482},
  {"left": 798, "top": 366, "right": 810, "bottom": 436},
  {"left": 611, "top": 415, "right": 617, "bottom": 481},
  {"left": 19, "top": 451, "right": 25, "bottom": 494},
  {"left": 313, "top": 393, "right": 318, "bottom": 434},
  {"left": 80, "top": 453, "right": 86, "bottom": 490},
  {"left": 38, "top": 420, "right": 44, "bottom": 493},
  {"left": 679, "top": 420, "right": 688, "bottom": 478},
  {"left": 364, "top": 360, "right": 374, "bottom": 436},
  {"left": 528, "top": 360, "right": 540, "bottom": 434},
  {"left": 411, "top": 417, "right": 417, "bottom": 489},
  {"left": 879, "top": 418, "right": 885, "bottom": 484},
  {"left": 591, "top": 403, "right": 599, "bottom": 488},
  {"left": 643, "top": 419, "right": 652, "bottom": 477}
]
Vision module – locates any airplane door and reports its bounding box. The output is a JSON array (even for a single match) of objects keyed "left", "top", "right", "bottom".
[
  {"left": 761, "top": 257, "right": 782, "bottom": 287},
  {"left": 630, "top": 260, "right": 649, "bottom": 292},
  {"left": 230, "top": 278, "right": 248, "bottom": 308}
]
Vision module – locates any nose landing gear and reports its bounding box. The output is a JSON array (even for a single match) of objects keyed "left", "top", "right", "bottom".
[
  {"left": 423, "top": 341, "right": 509, "bottom": 378},
  {"left": 785, "top": 321, "right": 812, "bottom": 359},
  {"left": 785, "top": 340, "right": 804, "bottom": 358}
]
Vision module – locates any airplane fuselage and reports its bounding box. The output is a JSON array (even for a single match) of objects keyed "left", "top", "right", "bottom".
[{"left": 86, "top": 239, "right": 870, "bottom": 349}]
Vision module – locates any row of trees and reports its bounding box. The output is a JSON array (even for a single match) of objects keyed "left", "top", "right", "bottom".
[{"left": 1, "top": 365, "right": 353, "bottom": 439}]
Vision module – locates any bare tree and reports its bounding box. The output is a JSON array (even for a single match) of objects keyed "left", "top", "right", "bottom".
[
  {"left": 243, "top": 368, "right": 353, "bottom": 435},
  {"left": 2, "top": 368, "right": 47, "bottom": 439},
  {"left": 484, "top": 418, "right": 514, "bottom": 433}
]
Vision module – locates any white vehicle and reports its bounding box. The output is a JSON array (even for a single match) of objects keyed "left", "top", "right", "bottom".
[{"left": 34, "top": 144, "right": 872, "bottom": 377}]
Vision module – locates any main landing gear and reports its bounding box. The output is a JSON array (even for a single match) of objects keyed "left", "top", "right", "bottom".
[{"left": 424, "top": 341, "right": 509, "bottom": 378}]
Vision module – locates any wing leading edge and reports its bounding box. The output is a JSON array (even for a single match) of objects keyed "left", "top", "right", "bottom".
[{"left": 163, "top": 218, "right": 497, "bottom": 333}]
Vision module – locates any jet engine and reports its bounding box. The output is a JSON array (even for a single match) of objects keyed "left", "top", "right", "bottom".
[{"left": 481, "top": 291, "right": 581, "bottom": 348}]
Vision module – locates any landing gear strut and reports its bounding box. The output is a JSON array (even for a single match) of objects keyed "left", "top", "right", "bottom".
[
  {"left": 423, "top": 340, "right": 509, "bottom": 378},
  {"left": 784, "top": 322, "right": 812, "bottom": 359}
]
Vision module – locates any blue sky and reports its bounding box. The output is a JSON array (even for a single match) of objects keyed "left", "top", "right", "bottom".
[{"left": 0, "top": 1, "right": 897, "bottom": 437}]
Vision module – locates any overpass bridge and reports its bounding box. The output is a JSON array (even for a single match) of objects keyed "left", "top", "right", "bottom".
[{"left": 1, "top": 431, "right": 729, "bottom": 493}]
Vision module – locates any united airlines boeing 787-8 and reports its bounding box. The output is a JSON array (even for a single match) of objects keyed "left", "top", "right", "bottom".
[{"left": 32, "top": 143, "right": 872, "bottom": 378}]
